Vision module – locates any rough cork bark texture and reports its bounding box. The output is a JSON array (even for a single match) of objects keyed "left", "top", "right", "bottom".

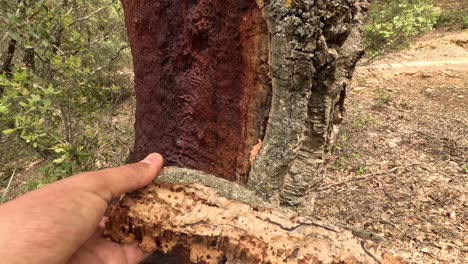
[
  {"left": 106, "top": 168, "right": 395, "bottom": 264},
  {"left": 246, "top": 0, "right": 368, "bottom": 209}
]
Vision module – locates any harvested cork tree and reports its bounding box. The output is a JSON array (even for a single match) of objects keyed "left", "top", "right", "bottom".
[{"left": 106, "top": 0, "right": 398, "bottom": 263}]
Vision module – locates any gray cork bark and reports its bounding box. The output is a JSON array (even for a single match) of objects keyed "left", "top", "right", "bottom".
[
  {"left": 156, "top": 167, "right": 273, "bottom": 210},
  {"left": 247, "top": 0, "right": 369, "bottom": 210}
]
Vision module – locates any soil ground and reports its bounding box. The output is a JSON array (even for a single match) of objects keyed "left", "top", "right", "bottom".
[{"left": 315, "top": 30, "right": 467, "bottom": 263}]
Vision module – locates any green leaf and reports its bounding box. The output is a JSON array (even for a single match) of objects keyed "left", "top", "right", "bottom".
[
  {"left": 53, "top": 157, "right": 66, "bottom": 164},
  {"left": 8, "top": 31, "right": 21, "bottom": 42},
  {"left": 42, "top": 98, "right": 52, "bottom": 107},
  {"left": 3, "top": 128, "right": 18, "bottom": 135},
  {"left": 54, "top": 147, "right": 66, "bottom": 154},
  {"left": 0, "top": 105, "right": 8, "bottom": 114},
  {"left": 14, "top": 71, "right": 28, "bottom": 82},
  {"left": 26, "top": 31, "right": 40, "bottom": 40},
  {"left": 30, "top": 94, "right": 41, "bottom": 102}
]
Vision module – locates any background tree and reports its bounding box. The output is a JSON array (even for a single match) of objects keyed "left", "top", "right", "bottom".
[{"left": 0, "top": 0, "right": 133, "bottom": 179}]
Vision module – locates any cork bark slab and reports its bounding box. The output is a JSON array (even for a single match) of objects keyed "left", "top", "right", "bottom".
[{"left": 106, "top": 168, "right": 398, "bottom": 264}]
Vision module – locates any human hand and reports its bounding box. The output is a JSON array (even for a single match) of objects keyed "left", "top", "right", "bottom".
[{"left": 0, "top": 153, "right": 163, "bottom": 264}]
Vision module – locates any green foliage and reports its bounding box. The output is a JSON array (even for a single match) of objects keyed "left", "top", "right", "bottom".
[
  {"left": 0, "top": 0, "right": 132, "bottom": 181},
  {"left": 364, "top": 0, "right": 441, "bottom": 56},
  {"left": 435, "top": 9, "right": 468, "bottom": 30},
  {"left": 333, "top": 134, "right": 368, "bottom": 175},
  {"left": 356, "top": 165, "right": 369, "bottom": 176},
  {"left": 353, "top": 113, "right": 376, "bottom": 128},
  {"left": 375, "top": 91, "right": 394, "bottom": 107},
  {"left": 22, "top": 164, "right": 63, "bottom": 192},
  {"left": 0, "top": 71, "right": 59, "bottom": 149}
]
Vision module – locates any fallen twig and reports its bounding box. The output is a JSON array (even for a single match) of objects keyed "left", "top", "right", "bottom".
[
  {"left": 1, "top": 168, "right": 17, "bottom": 204},
  {"left": 317, "top": 164, "right": 420, "bottom": 192}
]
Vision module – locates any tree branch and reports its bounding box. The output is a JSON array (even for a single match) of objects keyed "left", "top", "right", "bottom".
[
  {"left": 91, "top": 45, "right": 129, "bottom": 75},
  {"left": 68, "top": 5, "right": 112, "bottom": 28},
  {"left": 317, "top": 164, "right": 420, "bottom": 192}
]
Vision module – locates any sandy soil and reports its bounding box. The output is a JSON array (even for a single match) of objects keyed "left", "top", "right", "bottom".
[{"left": 315, "top": 30, "right": 467, "bottom": 263}]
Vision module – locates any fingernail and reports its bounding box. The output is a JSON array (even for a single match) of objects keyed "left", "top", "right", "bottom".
[{"left": 141, "top": 153, "right": 163, "bottom": 165}]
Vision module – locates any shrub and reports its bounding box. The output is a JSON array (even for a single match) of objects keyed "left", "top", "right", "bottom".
[
  {"left": 0, "top": 0, "right": 132, "bottom": 180},
  {"left": 364, "top": 0, "right": 441, "bottom": 56},
  {"left": 435, "top": 9, "right": 468, "bottom": 30}
]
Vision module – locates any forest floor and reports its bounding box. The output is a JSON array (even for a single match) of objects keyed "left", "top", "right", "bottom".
[{"left": 315, "top": 30, "right": 467, "bottom": 263}]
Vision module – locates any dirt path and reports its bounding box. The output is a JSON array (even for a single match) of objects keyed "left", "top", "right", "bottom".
[
  {"left": 366, "top": 31, "right": 467, "bottom": 72},
  {"left": 316, "top": 30, "right": 467, "bottom": 263},
  {"left": 369, "top": 59, "right": 467, "bottom": 70}
]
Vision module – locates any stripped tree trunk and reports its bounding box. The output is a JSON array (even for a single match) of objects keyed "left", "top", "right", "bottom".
[{"left": 111, "top": 0, "right": 375, "bottom": 263}]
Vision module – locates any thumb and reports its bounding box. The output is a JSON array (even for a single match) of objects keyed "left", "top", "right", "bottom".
[
  {"left": 122, "top": 242, "right": 150, "bottom": 264},
  {"left": 70, "top": 153, "right": 164, "bottom": 202}
]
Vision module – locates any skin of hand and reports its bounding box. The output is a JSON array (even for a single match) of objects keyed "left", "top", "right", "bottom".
[{"left": 0, "top": 153, "right": 163, "bottom": 264}]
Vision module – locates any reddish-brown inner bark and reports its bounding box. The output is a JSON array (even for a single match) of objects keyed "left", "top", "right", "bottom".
[{"left": 123, "top": 0, "right": 270, "bottom": 183}]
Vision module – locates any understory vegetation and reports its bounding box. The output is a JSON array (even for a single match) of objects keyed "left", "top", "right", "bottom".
[
  {"left": 364, "top": 0, "right": 442, "bottom": 56},
  {"left": 0, "top": 0, "right": 132, "bottom": 186}
]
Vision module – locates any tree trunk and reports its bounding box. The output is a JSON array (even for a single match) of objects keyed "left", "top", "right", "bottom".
[
  {"left": 114, "top": 0, "right": 373, "bottom": 263},
  {"left": 0, "top": 39, "right": 16, "bottom": 75},
  {"left": 22, "top": 48, "right": 35, "bottom": 72},
  {"left": 0, "top": 38, "right": 17, "bottom": 96}
]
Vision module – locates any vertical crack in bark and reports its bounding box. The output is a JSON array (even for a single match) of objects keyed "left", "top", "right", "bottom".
[{"left": 237, "top": 0, "right": 272, "bottom": 183}]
